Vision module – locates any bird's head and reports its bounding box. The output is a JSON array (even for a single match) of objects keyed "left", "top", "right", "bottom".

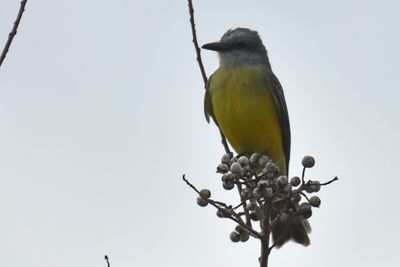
[{"left": 202, "top": 28, "right": 270, "bottom": 68}]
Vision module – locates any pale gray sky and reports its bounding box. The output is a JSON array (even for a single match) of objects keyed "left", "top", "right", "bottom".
[{"left": 0, "top": 1, "right": 399, "bottom": 267}]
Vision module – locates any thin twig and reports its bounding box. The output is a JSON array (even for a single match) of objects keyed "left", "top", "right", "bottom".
[
  {"left": 320, "top": 176, "right": 339, "bottom": 186},
  {"left": 187, "top": 0, "right": 231, "bottom": 155},
  {"left": 237, "top": 183, "right": 252, "bottom": 227},
  {"left": 104, "top": 255, "right": 110, "bottom": 267},
  {"left": 187, "top": 0, "right": 207, "bottom": 85},
  {"left": 232, "top": 198, "right": 249, "bottom": 210},
  {"left": 271, "top": 175, "right": 339, "bottom": 206},
  {"left": 219, "top": 128, "right": 231, "bottom": 154},
  {"left": 182, "top": 174, "right": 261, "bottom": 238},
  {"left": 301, "top": 166, "right": 306, "bottom": 184},
  {"left": 183, "top": 174, "right": 204, "bottom": 195},
  {"left": 0, "top": 0, "right": 28, "bottom": 67},
  {"left": 300, "top": 192, "right": 311, "bottom": 203}
]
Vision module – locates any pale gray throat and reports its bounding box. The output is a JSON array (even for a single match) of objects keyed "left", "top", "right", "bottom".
[{"left": 218, "top": 50, "right": 271, "bottom": 69}]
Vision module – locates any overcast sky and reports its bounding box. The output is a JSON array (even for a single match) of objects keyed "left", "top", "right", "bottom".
[{"left": 0, "top": 1, "right": 399, "bottom": 267}]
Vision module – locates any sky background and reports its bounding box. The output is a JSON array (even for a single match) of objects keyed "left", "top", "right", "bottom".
[{"left": 0, "top": 1, "right": 399, "bottom": 267}]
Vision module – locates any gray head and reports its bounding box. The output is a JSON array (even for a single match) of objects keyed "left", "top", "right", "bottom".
[{"left": 202, "top": 28, "right": 270, "bottom": 68}]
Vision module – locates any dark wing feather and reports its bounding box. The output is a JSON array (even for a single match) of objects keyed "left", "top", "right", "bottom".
[
  {"left": 266, "top": 71, "right": 291, "bottom": 174},
  {"left": 204, "top": 74, "right": 215, "bottom": 124}
]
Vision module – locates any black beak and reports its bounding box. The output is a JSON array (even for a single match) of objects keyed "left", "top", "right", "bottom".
[{"left": 202, "top": 42, "right": 229, "bottom": 52}]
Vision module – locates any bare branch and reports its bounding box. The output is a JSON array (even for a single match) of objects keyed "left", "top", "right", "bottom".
[
  {"left": 104, "top": 255, "right": 110, "bottom": 267},
  {"left": 219, "top": 129, "right": 231, "bottom": 155},
  {"left": 237, "top": 183, "right": 252, "bottom": 227},
  {"left": 301, "top": 166, "right": 306, "bottom": 184},
  {"left": 187, "top": 0, "right": 207, "bottom": 85},
  {"left": 182, "top": 174, "right": 261, "bottom": 238},
  {"left": 0, "top": 0, "right": 28, "bottom": 67},
  {"left": 320, "top": 176, "right": 339, "bottom": 186},
  {"left": 187, "top": 0, "right": 231, "bottom": 154}
]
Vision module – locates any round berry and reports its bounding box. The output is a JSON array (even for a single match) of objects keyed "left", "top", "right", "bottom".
[
  {"left": 238, "top": 156, "right": 250, "bottom": 166},
  {"left": 290, "top": 176, "right": 301, "bottom": 187},
  {"left": 196, "top": 197, "right": 208, "bottom": 207},
  {"left": 221, "top": 153, "right": 232, "bottom": 164},
  {"left": 230, "top": 162, "right": 242, "bottom": 174},
  {"left": 230, "top": 231, "right": 240, "bottom": 243},
  {"left": 199, "top": 189, "right": 211, "bottom": 199},
  {"left": 217, "top": 163, "right": 229, "bottom": 174},
  {"left": 302, "top": 156, "right": 315, "bottom": 168},
  {"left": 309, "top": 196, "right": 321, "bottom": 207}
]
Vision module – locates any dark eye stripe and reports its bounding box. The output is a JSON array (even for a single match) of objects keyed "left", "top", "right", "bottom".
[{"left": 236, "top": 42, "right": 248, "bottom": 49}]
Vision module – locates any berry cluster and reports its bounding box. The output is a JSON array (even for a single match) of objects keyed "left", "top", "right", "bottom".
[{"left": 192, "top": 153, "right": 336, "bottom": 245}]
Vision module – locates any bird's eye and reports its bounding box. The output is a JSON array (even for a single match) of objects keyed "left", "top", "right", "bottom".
[{"left": 236, "top": 41, "right": 247, "bottom": 49}]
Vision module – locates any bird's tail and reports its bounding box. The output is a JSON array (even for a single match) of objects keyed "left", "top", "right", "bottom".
[{"left": 270, "top": 202, "right": 311, "bottom": 248}]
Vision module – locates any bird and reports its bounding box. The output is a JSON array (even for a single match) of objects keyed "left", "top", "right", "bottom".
[{"left": 202, "top": 28, "right": 310, "bottom": 247}]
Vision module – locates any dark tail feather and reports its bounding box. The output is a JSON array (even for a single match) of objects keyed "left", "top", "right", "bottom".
[{"left": 271, "top": 216, "right": 311, "bottom": 248}]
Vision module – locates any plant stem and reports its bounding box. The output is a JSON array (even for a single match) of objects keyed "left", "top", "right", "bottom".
[
  {"left": 259, "top": 204, "right": 271, "bottom": 267},
  {"left": 260, "top": 237, "right": 270, "bottom": 267},
  {"left": 0, "top": 0, "right": 28, "bottom": 67}
]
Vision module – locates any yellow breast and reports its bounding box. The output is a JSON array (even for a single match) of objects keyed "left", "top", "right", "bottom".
[{"left": 209, "top": 66, "right": 286, "bottom": 173}]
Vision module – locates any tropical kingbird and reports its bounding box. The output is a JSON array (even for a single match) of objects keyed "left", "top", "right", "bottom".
[{"left": 202, "top": 28, "right": 310, "bottom": 247}]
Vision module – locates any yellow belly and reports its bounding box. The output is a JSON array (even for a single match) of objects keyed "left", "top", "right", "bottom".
[{"left": 209, "top": 66, "right": 287, "bottom": 173}]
